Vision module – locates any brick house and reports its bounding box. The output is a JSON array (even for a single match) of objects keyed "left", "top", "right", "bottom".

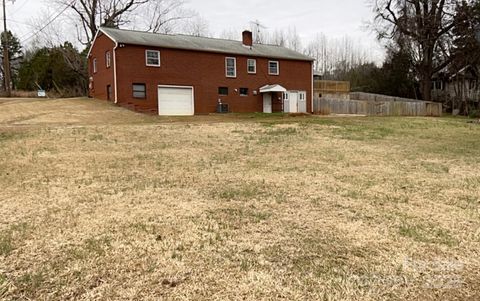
[{"left": 87, "top": 27, "right": 314, "bottom": 115}]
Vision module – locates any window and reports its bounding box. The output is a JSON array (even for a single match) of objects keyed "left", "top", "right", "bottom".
[
  {"left": 93, "top": 58, "right": 97, "bottom": 73},
  {"left": 218, "top": 87, "right": 228, "bottom": 95},
  {"left": 146, "top": 50, "right": 161, "bottom": 67},
  {"left": 226, "top": 57, "right": 236, "bottom": 77},
  {"left": 240, "top": 88, "right": 249, "bottom": 96},
  {"left": 133, "top": 83, "right": 146, "bottom": 99},
  {"left": 269, "top": 61, "right": 279, "bottom": 75},
  {"left": 106, "top": 51, "right": 111, "bottom": 68},
  {"left": 247, "top": 59, "right": 256, "bottom": 74}
]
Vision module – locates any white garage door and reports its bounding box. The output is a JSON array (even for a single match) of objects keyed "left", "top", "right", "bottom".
[{"left": 158, "top": 86, "right": 194, "bottom": 116}]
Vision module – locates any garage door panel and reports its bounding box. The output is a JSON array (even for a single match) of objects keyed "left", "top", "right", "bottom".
[{"left": 158, "top": 86, "right": 194, "bottom": 116}]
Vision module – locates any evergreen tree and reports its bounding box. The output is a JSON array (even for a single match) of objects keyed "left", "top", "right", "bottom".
[
  {"left": 17, "top": 43, "right": 87, "bottom": 96},
  {"left": 1, "top": 31, "right": 23, "bottom": 90}
]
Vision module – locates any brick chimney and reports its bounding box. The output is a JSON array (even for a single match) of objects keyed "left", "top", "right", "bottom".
[{"left": 242, "top": 30, "right": 253, "bottom": 47}]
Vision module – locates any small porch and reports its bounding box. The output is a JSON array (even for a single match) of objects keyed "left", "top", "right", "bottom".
[
  {"left": 260, "top": 84, "right": 307, "bottom": 113},
  {"left": 260, "top": 84, "right": 286, "bottom": 113}
]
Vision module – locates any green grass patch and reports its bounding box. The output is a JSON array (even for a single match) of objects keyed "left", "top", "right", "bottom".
[
  {"left": 16, "top": 271, "right": 46, "bottom": 297},
  {"left": 216, "top": 183, "right": 266, "bottom": 201},
  {"left": 0, "top": 131, "right": 25, "bottom": 143},
  {"left": 399, "top": 223, "right": 458, "bottom": 247},
  {"left": 0, "top": 222, "right": 30, "bottom": 256}
]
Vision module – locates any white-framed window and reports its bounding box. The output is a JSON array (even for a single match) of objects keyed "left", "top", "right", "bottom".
[
  {"left": 269, "top": 60, "right": 279, "bottom": 75},
  {"left": 106, "top": 51, "right": 111, "bottom": 68},
  {"left": 146, "top": 50, "right": 161, "bottom": 67},
  {"left": 226, "top": 57, "right": 236, "bottom": 78},
  {"left": 247, "top": 59, "right": 256, "bottom": 74},
  {"left": 93, "top": 58, "right": 97, "bottom": 73}
]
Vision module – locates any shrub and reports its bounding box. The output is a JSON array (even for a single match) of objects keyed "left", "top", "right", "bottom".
[{"left": 468, "top": 110, "right": 480, "bottom": 119}]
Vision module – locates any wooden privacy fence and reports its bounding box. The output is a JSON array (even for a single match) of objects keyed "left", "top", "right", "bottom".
[
  {"left": 350, "top": 92, "right": 424, "bottom": 103},
  {"left": 314, "top": 97, "right": 442, "bottom": 117},
  {"left": 314, "top": 80, "right": 351, "bottom": 94}
]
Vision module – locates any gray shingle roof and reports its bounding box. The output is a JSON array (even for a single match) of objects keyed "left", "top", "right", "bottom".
[{"left": 100, "top": 27, "right": 314, "bottom": 62}]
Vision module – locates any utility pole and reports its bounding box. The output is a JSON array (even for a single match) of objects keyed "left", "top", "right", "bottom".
[{"left": 2, "top": 0, "right": 11, "bottom": 97}]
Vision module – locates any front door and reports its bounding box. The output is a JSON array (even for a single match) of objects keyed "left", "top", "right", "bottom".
[
  {"left": 288, "top": 92, "right": 298, "bottom": 113},
  {"left": 263, "top": 93, "right": 272, "bottom": 113}
]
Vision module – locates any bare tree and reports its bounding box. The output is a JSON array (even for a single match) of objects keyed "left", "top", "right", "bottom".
[
  {"left": 219, "top": 28, "right": 240, "bottom": 41},
  {"left": 269, "top": 29, "right": 287, "bottom": 47},
  {"left": 305, "top": 33, "right": 372, "bottom": 77},
  {"left": 180, "top": 15, "right": 210, "bottom": 37},
  {"left": 373, "top": 0, "right": 457, "bottom": 101},
  {"left": 285, "top": 27, "right": 302, "bottom": 52},
  {"left": 53, "top": 0, "right": 190, "bottom": 45},
  {"left": 135, "top": 0, "right": 194, "bottom": 34}
]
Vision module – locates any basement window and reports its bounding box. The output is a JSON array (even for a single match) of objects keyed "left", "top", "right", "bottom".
[
  {"left": 240, "top": 88, "right": 249, "bottom": 96},
  {"left": 132, "top": 83, "right": 146, "bottom": 99},
  {"left": 226, "top": 57, "right": 236, "bottom": 78},
  {"left": 268, "top": 61, "right": 279, "bottom": 75},
  {"left": 106, "top": 51, "right": 111, "bottom": 68},
  {"left": 247, "top": 59, "right": 256, "bottom": 74},
  {"left": 218, "top": 87, "right": 228, "bottom": 96},
  {"left": 146, "top": 50, "right": 161, "bottom": 67}
]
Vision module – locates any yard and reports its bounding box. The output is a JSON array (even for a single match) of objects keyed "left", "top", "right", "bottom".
[{"left": 1, "top": 98, "right": 480, "bottom": 300}]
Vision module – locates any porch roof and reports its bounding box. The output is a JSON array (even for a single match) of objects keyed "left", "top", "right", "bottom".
[{"left": 259, "top": 84, "right": 287, "bottom": 93}]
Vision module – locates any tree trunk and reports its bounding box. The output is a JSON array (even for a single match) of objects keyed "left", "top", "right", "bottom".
[{"left": 422, "top": 77, "right": 432, "bottom": 101}]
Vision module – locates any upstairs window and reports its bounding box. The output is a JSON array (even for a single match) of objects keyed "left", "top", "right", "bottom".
[
  {"left": 218, "top": 87, "right": 229, "bottom": 95},
  {"left": 269, "top": 61, "right": 279, "bottom": 75},
  {"left": 226, "top": 57, "right": 236, "bottom": 78},
  {"left": 247, "top": 59, "right": 256, "bottom": 74},
  {"left": 240, "top": 88, "right": 249, "bottom": 96},
  {"left": 146, "top": 50, "right": 161, "bottom": 67},
  {"left": 93, "top": 58, "right": 97, "bottom": 73},
  {"left": 133, "top": 83, "right": 146, "bottom": 99},
  {"left": 106, "top": 51, "right": 111, "bottom": 68}
]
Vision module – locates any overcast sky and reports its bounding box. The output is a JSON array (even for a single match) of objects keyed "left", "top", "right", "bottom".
[{"left": 8, "top": 0, "right": 385, "bottom": 61}]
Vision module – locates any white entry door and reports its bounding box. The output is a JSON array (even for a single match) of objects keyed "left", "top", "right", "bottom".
[
  {"left": 158, "top": 86, "right": 194, "bottom": 116},
  {"left": 298, "top": 91, "right": 307, "bottom": 113},
  {"left": 263, "top": 93, "right": 272, "bottom": 113},
  {"left": 287, "top": 92, "right": 298, "bottom": 113}
]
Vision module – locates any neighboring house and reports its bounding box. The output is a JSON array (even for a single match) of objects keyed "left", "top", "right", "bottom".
[
  {"left": 87, "top": 27, "right": 314, "bottom": 115},
  {"left": 432, "top": 65, "right": 480, "bottom": 111}
]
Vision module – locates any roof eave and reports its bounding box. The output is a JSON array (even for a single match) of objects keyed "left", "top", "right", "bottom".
[
  {"left": 87, "top": 28, "right": 119, "bottom": 58},
  {"left": 115, "top": 41, "right": 314, "bottom": 61}
]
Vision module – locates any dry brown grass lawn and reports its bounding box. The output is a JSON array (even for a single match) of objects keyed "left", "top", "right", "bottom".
[{"left": 1, "top": 98, "right": 480, "bottom": 300}]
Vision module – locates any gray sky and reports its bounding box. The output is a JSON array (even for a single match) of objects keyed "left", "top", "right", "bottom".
[{"left": 8, "top": 0, "right": 384, "bottom": 61}]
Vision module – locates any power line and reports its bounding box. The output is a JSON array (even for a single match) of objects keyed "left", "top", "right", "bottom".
[{"left": 19, "top": 0, "right": 75, "bottom": 43}]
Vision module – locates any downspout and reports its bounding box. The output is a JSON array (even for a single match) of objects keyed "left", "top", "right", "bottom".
[
  {"left": 113, "top": 42, "right": 119, "bottom": 104},
  {"left": 311, "top": 61, "right": 314, "bottom": 114}
]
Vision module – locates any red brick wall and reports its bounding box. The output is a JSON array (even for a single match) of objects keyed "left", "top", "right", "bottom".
[
  {"left": 88, "top": 33, "right": 115, "bottom": 101},
  {"left": 91, "top": 35, "right": 313, "bottom": 114}
]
